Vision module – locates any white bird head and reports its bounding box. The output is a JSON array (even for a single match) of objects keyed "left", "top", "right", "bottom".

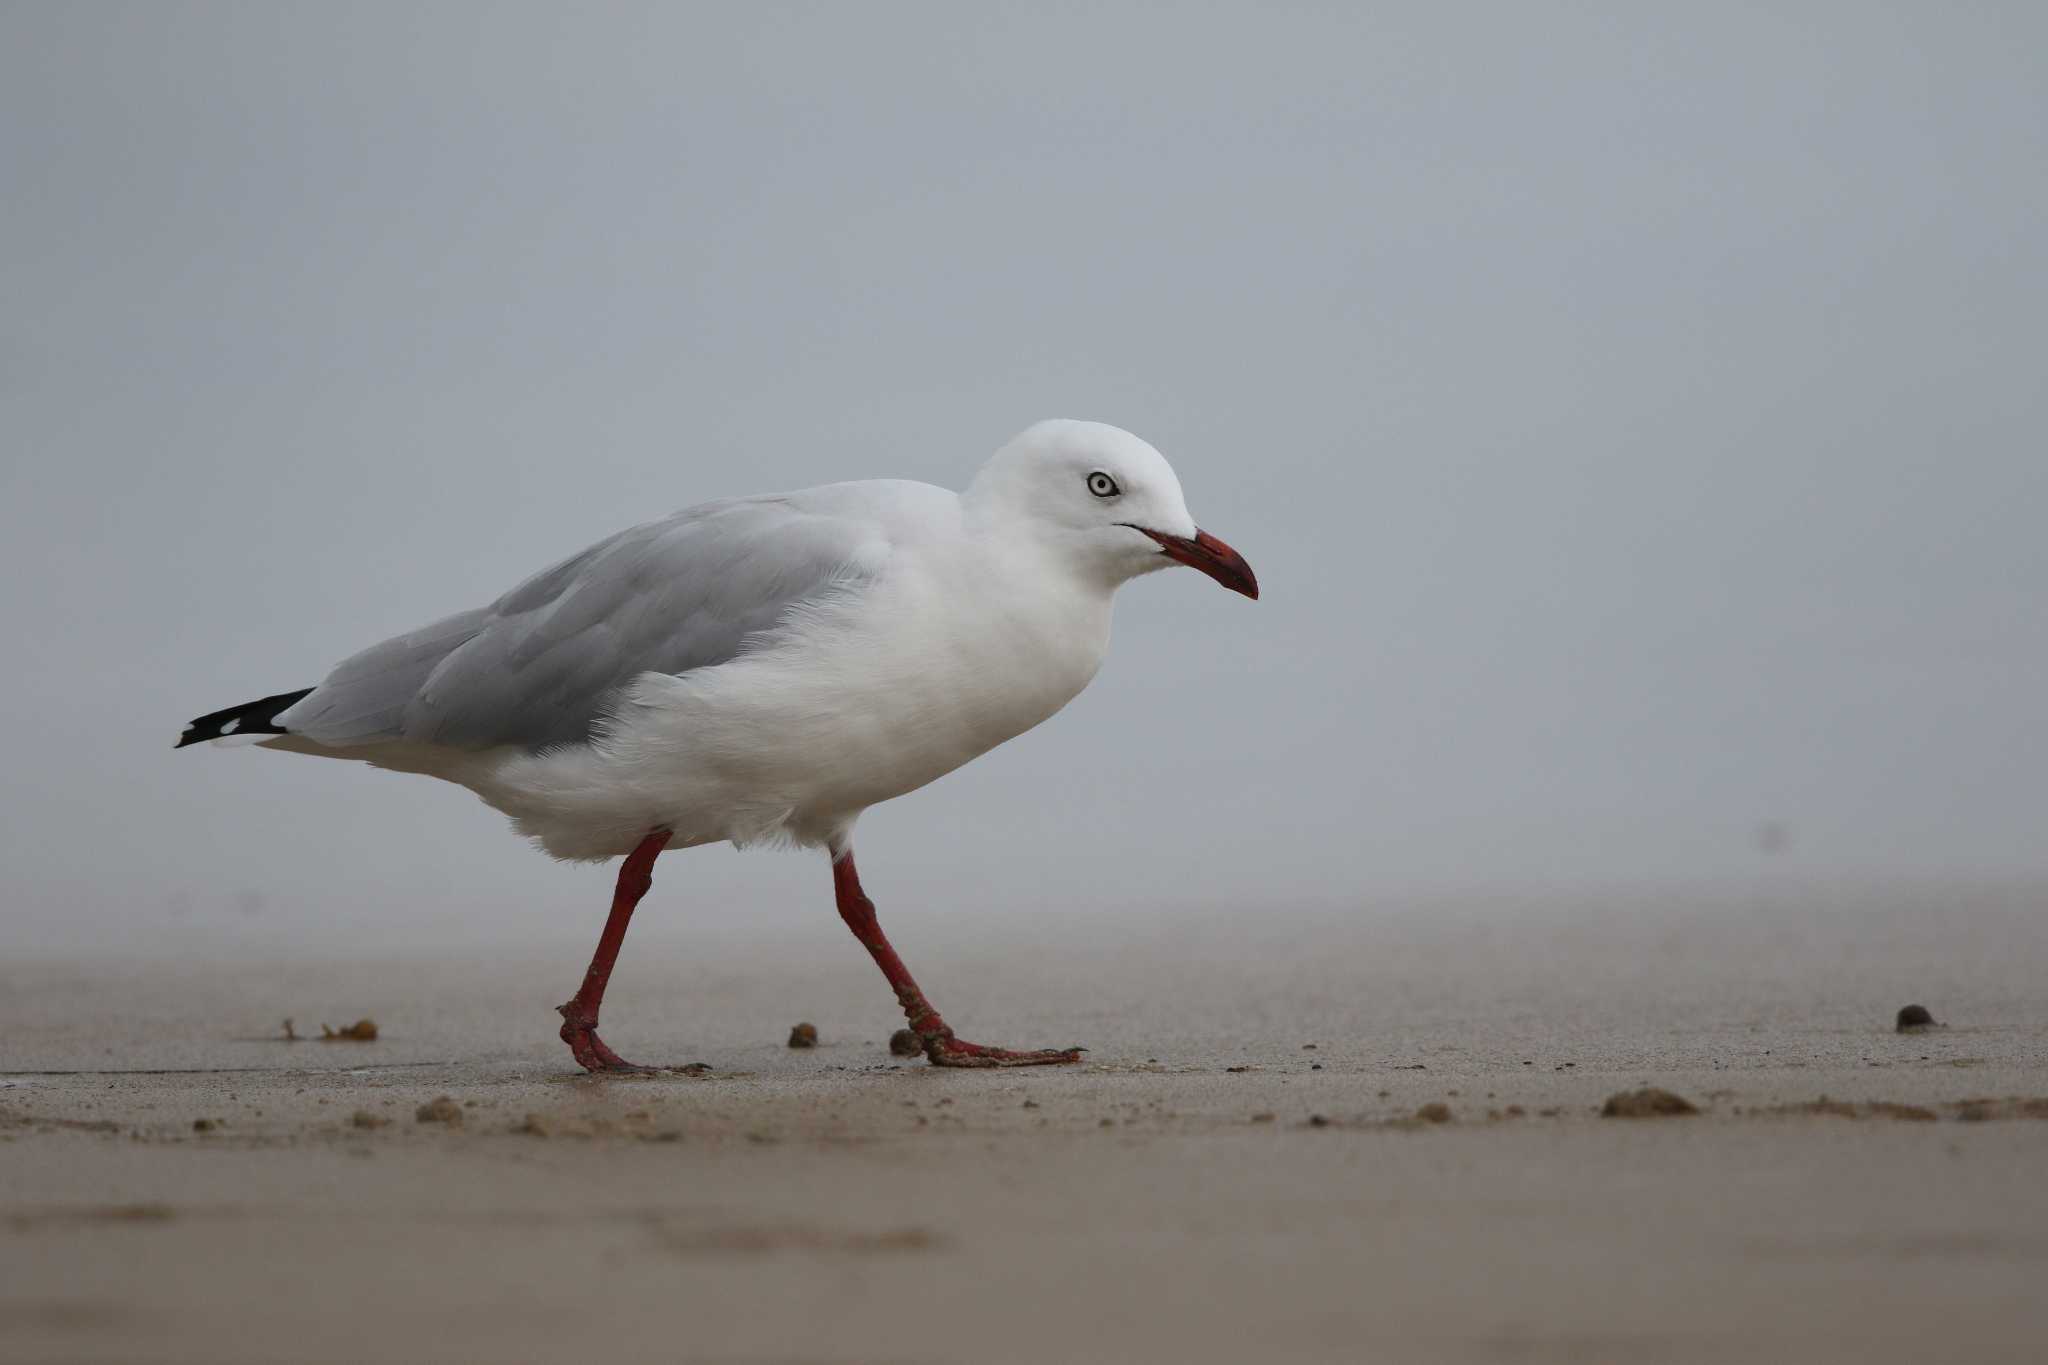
[{"left": 966, "top": 419, "right": 1258, "bottom": 599}]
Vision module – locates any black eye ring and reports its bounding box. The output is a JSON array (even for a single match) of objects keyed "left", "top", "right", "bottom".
[{"left": 1086, "top": 471, "right": 1120, "bottom": 498}]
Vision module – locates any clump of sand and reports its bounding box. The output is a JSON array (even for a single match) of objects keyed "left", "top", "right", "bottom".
[
  {"left": 1758, "top": 1098, "right": 1936, "bottom": 1122},
  {"left": 1953, "top": 1097, "right": 2048, "bottom": 1122},
  {"left": 415, "top": 1096, "right": 462, "bottom": 1125},
  {"left": 1601, "top": 1088, "right": 1699, "bottom": 1118}
]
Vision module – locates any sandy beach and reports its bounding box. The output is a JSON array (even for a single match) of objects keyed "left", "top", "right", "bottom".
[
  {"left": 9, "top": 3, "right": 2046, "bottom": 1360},
  {"left": 6, "top": 882, "right": 2047, "bottom": 1364}
]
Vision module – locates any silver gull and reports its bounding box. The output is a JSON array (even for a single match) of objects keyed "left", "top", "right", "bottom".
[{"left": 178, "top": 419, "right": 1257, "bottom": 1071}]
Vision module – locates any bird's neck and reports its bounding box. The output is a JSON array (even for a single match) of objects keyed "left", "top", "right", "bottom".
[{"left": 962, "top": 508, "right": 1132, "bottom": 603}]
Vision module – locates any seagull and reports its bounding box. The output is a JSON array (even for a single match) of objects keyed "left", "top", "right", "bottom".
[{"left": 178, "top": 420, "right": 1257, "bottom": 1072}]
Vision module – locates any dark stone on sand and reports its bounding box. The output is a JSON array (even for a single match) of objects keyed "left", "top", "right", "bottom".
[
  {"left": 787, "top": 1022, "right": 819, "bottom": 1048},
  {"left": 1896, "top": 1004, "right": 1937, "bottom": 1032},
  {"left": 888, "top": 1029, "right": 921, "bottom": 1056},
  {"left": 1601, "top": 1087, "right": 1699, "bottom": 1118}
]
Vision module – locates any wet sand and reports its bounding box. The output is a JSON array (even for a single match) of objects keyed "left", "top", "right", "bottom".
[{"left": 5, "top": 883, "right": 2047, "bottom": 1363}]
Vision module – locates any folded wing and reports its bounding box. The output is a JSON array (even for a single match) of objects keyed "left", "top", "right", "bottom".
[{"left": 281, "top": 495, "right": 887, "bottom": 752}]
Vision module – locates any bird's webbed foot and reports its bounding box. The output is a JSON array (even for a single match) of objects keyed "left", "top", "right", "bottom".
[
  {"left": 918, "top": 1028, "right": 1085, "bottom": 1068},
  {"left": 557, "top": 1005, "right": 655, "bottom": 1074}
]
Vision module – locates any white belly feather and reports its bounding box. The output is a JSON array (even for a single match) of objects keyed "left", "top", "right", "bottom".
[{"left": 466, "top": 550, "right": 1110, "bottom": 860}]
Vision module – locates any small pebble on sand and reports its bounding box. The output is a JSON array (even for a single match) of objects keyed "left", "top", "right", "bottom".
[
  {"left": 1896, "top": 1004, "right": 1937, "bottom": 1033},
  {"left": 1600, "top": 1087, "right": 1699, "bottom": 1118},
  {"left": 191, "top": 1118, "right": 216, "bottom": 1133},
  {"left": 349, "top": 1110, "right": 390, "bottom": 1130},
  {"left": 888, "top": 1029, "right": 921, "bottom": 1057},
  {"left": 415, "top": 1096, "right": 463, "bottom": 1125},
  {"left": 787, "top": 1022, "right": 819, "bottom": 1048},
  {"left": 1415, "top": 1102, "right": 1452, "bottom": 1124}
]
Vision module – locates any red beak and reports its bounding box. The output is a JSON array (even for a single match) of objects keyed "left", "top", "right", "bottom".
[{"left": 1131, "top": 526, "right": 1259, "bottom": 600}]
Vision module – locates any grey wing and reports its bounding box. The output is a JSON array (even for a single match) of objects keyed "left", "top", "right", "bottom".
[{"left": 281, "top": 496, "right": 885, "bottom": 751}]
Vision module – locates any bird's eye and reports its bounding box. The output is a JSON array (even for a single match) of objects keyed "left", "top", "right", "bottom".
[{"left": 1086, "top": 471, "right": 1121, "bottom": 498}]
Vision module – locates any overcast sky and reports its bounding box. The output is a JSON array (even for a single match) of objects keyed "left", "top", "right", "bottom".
[{"left": 4, "top": 3, "right": 2044, "bottom": 953}]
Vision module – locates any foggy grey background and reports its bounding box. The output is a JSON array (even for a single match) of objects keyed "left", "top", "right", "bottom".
[{"left": 4, "top": 4, "right": 2043, "bottom": 955}]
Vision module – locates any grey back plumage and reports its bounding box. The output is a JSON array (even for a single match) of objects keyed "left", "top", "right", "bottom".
[{"left": 282, "top": 493, "right": 889, "bottom": 751}]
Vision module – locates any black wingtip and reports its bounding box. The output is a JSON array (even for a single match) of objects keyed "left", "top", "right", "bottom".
[{"left": 177, "top": 687, "right": 315, "bottom": 749}]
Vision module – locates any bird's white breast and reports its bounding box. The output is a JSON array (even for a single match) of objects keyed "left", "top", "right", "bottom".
[{"left": 475, "top": 525, "right": 1113, "bottom": 859}]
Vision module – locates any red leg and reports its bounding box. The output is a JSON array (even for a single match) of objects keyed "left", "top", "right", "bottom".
[
  {"left": 557, "top": 829, "right": 671, "bottom": 1073},
  {"left": 831, "top": 850, "right": 1083, "bottom": 1068}
]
